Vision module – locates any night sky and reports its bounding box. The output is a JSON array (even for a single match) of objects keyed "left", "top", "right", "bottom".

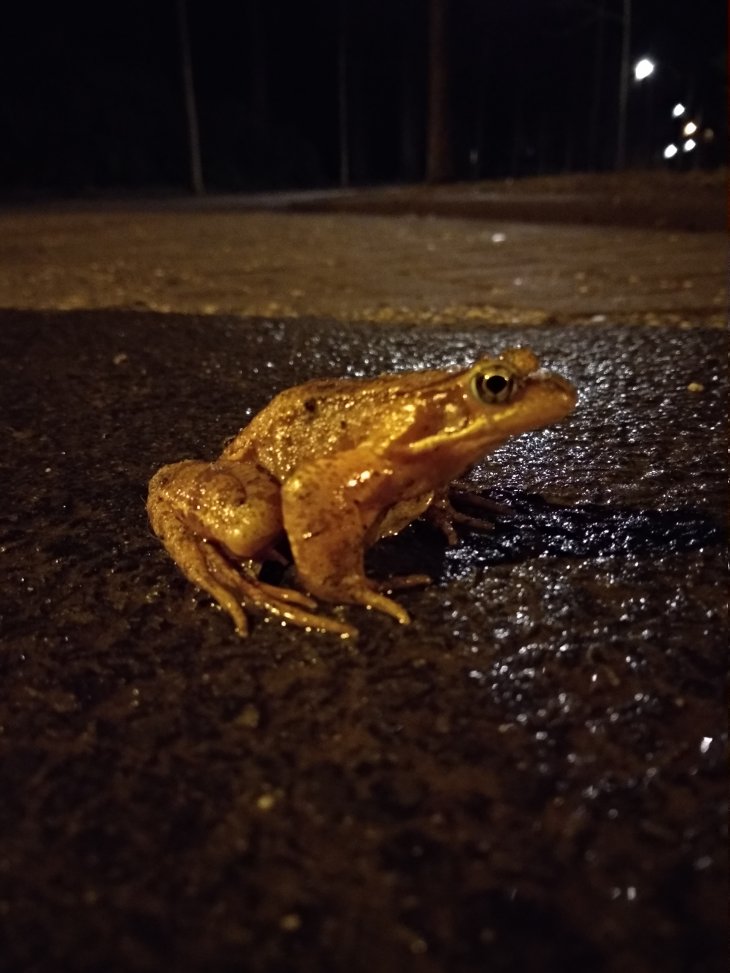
[{"left": 0, "top": 0, "right": 724, "bottom": 194}]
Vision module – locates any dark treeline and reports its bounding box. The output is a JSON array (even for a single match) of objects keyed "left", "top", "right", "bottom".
[{"left": 0, "top": 0, "right": 724, "bottom": 194}]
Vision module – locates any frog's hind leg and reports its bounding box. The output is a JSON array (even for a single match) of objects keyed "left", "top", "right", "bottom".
[
  {"left": 169, "top": 524, "right": 353, "bottom": 636},
  {"left": 147, "top": 503, "right": 252, "bottom": 634},
  {"left": 147, "top": 460, "right": 354, "bottom": 637}
]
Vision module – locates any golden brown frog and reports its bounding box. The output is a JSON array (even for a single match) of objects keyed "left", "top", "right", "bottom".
[{"left": 147, "top": 347, "right": 576, "bottom": 637}]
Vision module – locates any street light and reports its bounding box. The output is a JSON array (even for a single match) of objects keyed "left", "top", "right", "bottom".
[
  {"left": 663, "top": 144, "right": 678, "bottom": 159},
  {"left": 683, "top": 139, "right": 697, "bottom": 153},
  {"left": 634, "top": 57, "right": 655, "bottom": 81},
  {"left": 682, "top": 120, "right": 698, "bottom": 136},
  {"left": 672, "top": 103, "right": 686, "bottom": 118}
]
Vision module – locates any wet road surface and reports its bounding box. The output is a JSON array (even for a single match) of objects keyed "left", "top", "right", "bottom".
[{"left": 0, "top": 310, "right": 726, "bottom": 973}]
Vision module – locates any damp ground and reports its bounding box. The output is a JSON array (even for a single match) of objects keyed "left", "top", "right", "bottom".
[{"left": 0, "top": 309, "right": 726, "bottom": 973}]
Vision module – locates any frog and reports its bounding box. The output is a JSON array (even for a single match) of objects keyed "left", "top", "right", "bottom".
[{"left": 147, "top": 346, "right": 576, "bottom": 638}]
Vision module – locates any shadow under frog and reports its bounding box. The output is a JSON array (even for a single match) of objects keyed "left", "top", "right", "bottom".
[{"left": 418, "top": 490, "right": 724, "bottom": 578}]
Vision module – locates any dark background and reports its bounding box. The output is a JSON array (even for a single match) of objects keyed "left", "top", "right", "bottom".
[{"left": 0, "top": 0, "right": 725, "bottom": 193}]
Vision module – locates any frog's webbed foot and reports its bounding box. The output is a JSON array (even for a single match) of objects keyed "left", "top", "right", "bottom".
[
  {"left": 450, "top": 479, "right": 513, "bottom": 517},
  {"left": 427, "top": 484, "right": 511, "bottom": 545},
  {"left": 200, "top": 545, "right": 356, "bottom": 637},
  {"left": 152, "top": 512, "right": 355, "bottom": 637},
  {"left": 249, "top": 572, "right": 356, "bottom": 636}
]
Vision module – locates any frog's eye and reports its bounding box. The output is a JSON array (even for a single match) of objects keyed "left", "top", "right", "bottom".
[{"left": 471, "top": 366, "right": 515, "bottom": 404}]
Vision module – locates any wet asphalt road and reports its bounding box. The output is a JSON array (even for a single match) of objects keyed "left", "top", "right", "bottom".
[{"left": 0, "top": 310, "right": 726, "bottom": 973}]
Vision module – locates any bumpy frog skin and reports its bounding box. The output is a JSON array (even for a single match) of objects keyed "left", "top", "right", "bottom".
[{"left": 147, "top": 347, "right": 576, "bottom": 637}]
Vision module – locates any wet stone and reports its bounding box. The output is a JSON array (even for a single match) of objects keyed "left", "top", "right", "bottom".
[{"left": 0, "top": 309, "right": 726, "bottom": 973}]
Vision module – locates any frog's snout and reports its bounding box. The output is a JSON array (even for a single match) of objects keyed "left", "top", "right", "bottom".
[
  {"left": 541, "top": 369, "right": 577, "bottom": 397},
  {"left": 540, "top": 371, "right": 578, "bottom": 412}
]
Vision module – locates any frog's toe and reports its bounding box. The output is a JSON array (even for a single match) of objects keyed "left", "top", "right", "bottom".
[
  {"left": 265, "top": 601, "right": 358, "bottom": 638},
  {"left": 375, "top": 574, "right": 431, "bottom": 592},
  {"left": 256, "top": 579, "right": 318, "bottom": 610},
  {"left": 449, "top": 510, "right": 497, "bottom": 531},
  {"left": 354, "top": 588, "right": 411, "bottom": 626},
  {"left": 449, "top": 482, "right": 513, "bottom": 515},
  {"left": 202, "top": 574, "right": 250, "bottom": 636}
]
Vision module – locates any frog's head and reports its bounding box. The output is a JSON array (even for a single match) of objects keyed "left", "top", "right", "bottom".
[
  {"left": 463, "top": 346, "right": 577, "bottom": 443},
  {"left": 394, "top": 347, "right": 576, "bottom": 474}
]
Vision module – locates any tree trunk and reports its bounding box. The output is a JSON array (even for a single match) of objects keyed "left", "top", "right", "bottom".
[
  {"left": 399, "top": 0, "right": 421, "bottom": 182},
  {"left": 338, "top": 0, "right": 350, "bottom": 186},
  {"left": 615, "top": 0, "right": 631, "bottom": 170},
  {"left": 177, "top": 0, "right": 205, "bottom": 195},
  {"left": 425, "top": 0, "right": 451, "bottom": 183}
]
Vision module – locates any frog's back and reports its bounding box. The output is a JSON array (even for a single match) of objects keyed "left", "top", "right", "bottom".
[{"left": 223, "top": 367, "right": 460, "bottom": 479}]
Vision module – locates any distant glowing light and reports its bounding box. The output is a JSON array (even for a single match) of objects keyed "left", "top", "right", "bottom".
[
  {"left": 703, "top": 128, "right": 715, "bottom": 142},
  {"left": 671, "top": 103, "right": 686, "bottom": 118},
  {"left": 663, "top": 143, "right": 678, "bottom": 159},
  {"left": 683, "top": 138, "right": 696, "bottom": 153},
  {"left": 634, "top": 58, "right": 655, "bottom": 81},
  {"left": 682, "top": 120, "right": 698, "bottom": 136}
]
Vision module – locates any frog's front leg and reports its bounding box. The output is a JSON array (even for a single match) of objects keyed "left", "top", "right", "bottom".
[
  {"left": 147, "top": 460, "right": 354, "bottom": 636},
  {"left": 281, "top": 450, "right": 413, "bottom": 626}
]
